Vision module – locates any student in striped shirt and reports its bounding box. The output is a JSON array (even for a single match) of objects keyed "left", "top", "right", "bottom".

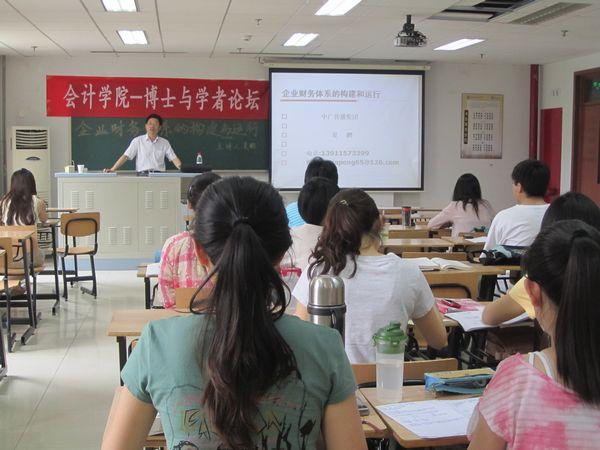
[
  {"left": 157, "top": 172, "right": 220, "bottom": 308},
  {"left": 468, "top": 220, "right": 600, "bottom": 449},
  {"left": 286, "top": 157, "right": 338, "bottom": 228}
]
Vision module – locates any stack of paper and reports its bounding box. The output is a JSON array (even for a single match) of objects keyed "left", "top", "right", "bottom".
[
  {"left": 145, "top": 262, "right": 161, "bottom": 277},
  {"left": 377, "top": 397, "right": 479, "bottom": 439},
  {"left": 445, "top": 309, "right": 530, "bottom": 332}
]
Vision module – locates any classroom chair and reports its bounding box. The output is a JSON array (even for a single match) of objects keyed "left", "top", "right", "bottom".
[
  {"left": 352, "top": 358, "right": 458, "bottom": 388},
  {"left": 0, "top": 234, "right": 37, "bottom": 350},
  {"left": 0, "top": 245, "right": 14, "bottom": 371},
  {"left": 388, "top": 229, "right": 429, "bottom": 239},
  {"left": 58, "top": 212, "right": 100, "bottom": 300},
  {"left": 174, "top": 286, "right": 210, "bottom": 311}
]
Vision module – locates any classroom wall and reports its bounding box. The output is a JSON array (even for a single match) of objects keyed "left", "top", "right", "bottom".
[
  {"left": 540, "top": 50, "right": 600, "bottom": 193},
  {"left": 4, "top": 55, "right": 529, "bottom": 209}
]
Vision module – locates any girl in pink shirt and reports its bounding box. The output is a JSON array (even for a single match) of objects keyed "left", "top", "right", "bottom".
[
  {"left": 468, "top": 220, "right": 600, "bottom": 449},
  {"left": 158, "top": 172, "right": 220, "bottom": 308},
  {"left": 428, "top": 173, "right": 494, "bottom": 237}
]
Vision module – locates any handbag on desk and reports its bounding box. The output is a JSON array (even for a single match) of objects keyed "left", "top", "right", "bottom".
[{"left": 480, "top": 245, "right": 527, "bottom": 266}]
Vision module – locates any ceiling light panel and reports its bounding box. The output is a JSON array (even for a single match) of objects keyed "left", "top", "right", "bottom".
[
  {"left": 118, "top": 30, "right": 148, "bottom": 45},
  {"left": 102, "top": 0, "right": 138, "bottom": 12},
  {"left": 283, "top": 33, "right": 318, "bottom": 46},
  {"left": 434, "top": 38, "right": 484, "bottom": 51},
  {"left": 315, "top": 0, "right": 362, "bottom": 16}
]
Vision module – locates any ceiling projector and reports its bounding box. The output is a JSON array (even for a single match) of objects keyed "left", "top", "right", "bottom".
[{"left": 394, "top": 15, "right": 427, "bottom": 48}]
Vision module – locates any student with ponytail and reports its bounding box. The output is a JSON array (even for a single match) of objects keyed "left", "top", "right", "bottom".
[
  {"left": 293, "top": 189, "right": 447, "bottom": 363},
  {"left": 469, "top": 220, "right": 600, "bottom": 449},
  {"left": 102, "top": 177, "right": 366, "bottom": 450}
]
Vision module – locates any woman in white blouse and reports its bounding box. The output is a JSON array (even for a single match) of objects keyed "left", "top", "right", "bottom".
[{"left": 428, "top": 173, "right": 494, "bottom": 238}]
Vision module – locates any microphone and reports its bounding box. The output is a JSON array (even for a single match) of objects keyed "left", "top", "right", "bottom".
[{"left": 307, "top": 275, "right": 346, "bottom": 341}]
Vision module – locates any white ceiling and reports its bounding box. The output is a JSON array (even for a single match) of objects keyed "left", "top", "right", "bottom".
[{"left": 1, "top": 0, "right": 600, "bottom": 64}]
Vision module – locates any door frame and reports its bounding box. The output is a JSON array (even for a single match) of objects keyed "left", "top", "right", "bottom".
[{"left": 572, "top": 67, "right": 600, "bottom": 191}]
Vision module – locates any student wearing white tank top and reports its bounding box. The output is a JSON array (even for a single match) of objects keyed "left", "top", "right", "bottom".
[{"left": 469, "top": 220, "right": 600, "bottom": 450}]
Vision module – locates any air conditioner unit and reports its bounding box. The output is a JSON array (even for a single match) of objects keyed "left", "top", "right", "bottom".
[{"left": 11, "top": 127, "right": 51, "bottom": 204}]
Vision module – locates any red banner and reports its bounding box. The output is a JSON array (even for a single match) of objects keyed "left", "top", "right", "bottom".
[{"left": 46, "top": 75, "right": 269, "bottom": 120}]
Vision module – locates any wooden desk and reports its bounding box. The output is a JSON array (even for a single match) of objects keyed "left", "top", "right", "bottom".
[
  {"left": 383, "top": 238, "right": 454, "bottom": 253},
  {"left": 107, "top": 308, "right": 183, "bottom": 382},
  {"left": 47, "top": 207, "right": 78, "bottom": 213},
  {"left": 361, "top": 386, "right": 477, "bottom": 448}
]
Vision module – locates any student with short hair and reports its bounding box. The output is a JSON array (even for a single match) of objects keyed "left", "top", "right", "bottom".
[
  {"left": 469, "top": 220, "right": 600, "bottom": 449},
  {"left": 103, "top": 177, "right": 366, "bottom": 450},
  {"left": 483, "top": 159, "right": 550, "bottom": 251},
  {"left": 428, "top": 173, "right": 494, "bottom": 237},
  {"left": 286, "top": 157, "right": 339, "bottom": 227},
  {"left": 482, "top": 192, "right": 600, "bottom": 325},
  {"left": 157, "top": 172, "right": 221, "bottom": 308},
  {"left": 289, "top": 176, "right": 340, "bottom": 271},
  {"left": 293, "top": 189, "right": 447, "bottom": 363}
]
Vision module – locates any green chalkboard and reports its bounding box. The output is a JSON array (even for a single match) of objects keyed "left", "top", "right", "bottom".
[{"left": 70, "top": 117, "right": 268, "bottom": 170}]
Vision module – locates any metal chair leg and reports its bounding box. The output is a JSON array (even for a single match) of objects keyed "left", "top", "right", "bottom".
[{"left": 60, "top": 256, "right": 68, "bottom": 300}]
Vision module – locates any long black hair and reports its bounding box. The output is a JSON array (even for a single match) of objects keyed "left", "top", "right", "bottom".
[
  {"left": 191, "top": 176, "right": 297, "bottom": 449},
  {"left": 0, "top": 168, "right": 37, "bottom": 225},
  {"left": 541, "top": 192, "right": 600, "bottom": 230},
  {"left": 309, "top": 188, "right": 380, "bottom": 278},
  {"left": 452, "top": 173, "right": 484, "bottom": 218},
  {"left": 523, "top": 220, "right": 600, "bottom": 405}
]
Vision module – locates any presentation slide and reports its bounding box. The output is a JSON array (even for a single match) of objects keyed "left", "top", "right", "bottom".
[{"left": 270, "top": 69, "right": 423, "bottom": 190}]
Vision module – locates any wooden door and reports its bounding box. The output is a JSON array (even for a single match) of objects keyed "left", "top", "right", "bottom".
[
  {"left": 540, "top": 108, "right": 562, "bottom": 203},
  {"left": 573, "top": 69, "right": 600, "bottom": 205}
]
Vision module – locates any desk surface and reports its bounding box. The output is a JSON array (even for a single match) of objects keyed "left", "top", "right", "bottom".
[
  {"left": 388, "top": 225, "right": 429, "bottom": 231},
  {"left": 361, "top": 386, "right": 477, "bottom": 448},
  {"left": 107, "top": 309, "right": 183, "bottom": 337},
  {"left": 46, "top": 207, "right": 78, "bottom": 213},
  {"left": 383, "top": 238, "right": 454, "bottom": 250},
  {"left": 0, "top": 229, "right": 34, "bottom": 240}
]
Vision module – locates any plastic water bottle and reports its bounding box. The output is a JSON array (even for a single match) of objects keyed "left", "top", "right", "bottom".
[
  {"left": 196, "top": 152, "right": 203, "bottom": 165},
  {"left": 373, "top": 322, "right": 407, "bottom": 402}
]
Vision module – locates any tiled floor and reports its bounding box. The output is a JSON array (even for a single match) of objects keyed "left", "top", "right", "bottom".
[{"left": 0, "top": 271, "right": 144, "bottom": 450}]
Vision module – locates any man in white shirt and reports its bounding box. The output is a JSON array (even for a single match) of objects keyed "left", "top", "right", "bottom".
[
  {"left": 104, "top": 114, "right": 182, "bottom": 173},
  {"left": 484, "top": 159, "right": 550, "bottom": 250}
]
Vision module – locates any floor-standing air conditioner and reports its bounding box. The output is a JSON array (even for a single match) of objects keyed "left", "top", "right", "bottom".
[{"left": 11, "top": 127, "right": 51, "bottom": 203}]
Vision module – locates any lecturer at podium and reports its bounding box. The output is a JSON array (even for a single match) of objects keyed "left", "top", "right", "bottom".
[{"left": 104, "top": 113, "right": 182, "bottom": 173}]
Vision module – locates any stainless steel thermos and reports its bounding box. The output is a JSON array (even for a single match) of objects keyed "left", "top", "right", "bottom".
[{"left": 307, "top": 275, "right": 346, "bottom": 341}]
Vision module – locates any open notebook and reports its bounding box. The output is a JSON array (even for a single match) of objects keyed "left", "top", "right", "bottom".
[
  {"left": 409, "top": 257, "right": 471, "bottom": 271},
  {"left": 445, "top": 309, "right": 530, "bottom": 332}
]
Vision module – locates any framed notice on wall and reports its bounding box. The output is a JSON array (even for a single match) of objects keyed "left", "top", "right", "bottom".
[{"left": 461, "top": 93, "right": 503, "bottom": 159}]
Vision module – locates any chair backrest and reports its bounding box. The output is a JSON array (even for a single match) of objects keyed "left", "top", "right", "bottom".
[
  {"left": 352, "top": 358, "right": 458, "bottom": 386},
  {"left": 402, "top": 252, "right": 467, "bottom": 261},
  {"left": 459, "top": 231, "right": 487, "bottom": 238},
  {"left": 430, "top": 283, "right": 472, "bottom": 299},
  {"left": 60, "top": 212, "right": 100, "bottom": 238},
  {"left": 389, "top": 229, "right": 429, "bottom": 239},
  {"left": 430, "top": 228, "right": 452, "bottom": 238},
  {"left": 0, "top": 236, "right": 14, "bottom": 272},
  {"left": 175, "top": 287, "right": 210, "bottom": 310},
  {"left": 0, "top": 225, "right": 42, "bottom": 268}
]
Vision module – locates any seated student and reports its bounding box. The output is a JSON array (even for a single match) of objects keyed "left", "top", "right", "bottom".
[
  {"left": 484, "top": 159, "right": 550, "bottom": 251},
  {"left": 428, "top": 173, "right": 494, "bottom": 237},
  {"left": 293, "top": 189, "right": 447, "bottom": 363},
  {"left": 482, "top": 192, "right": 600, "bottom": 325},
  {"left": 102, "top": 177, "right": 366, "bottom": 450},
  {"left": 468, "top": 220, "right": 600, "bottom": 449},
  {"left": 286, "top": 157, "right": 338, "bottom": 228},
  {"left": 289, "top": 176, "right": 340, "bottom": 271},
  {"left": 0, "top": 168, "right": 47, "bottom": 225},
  {"left": 0, "top": 168, "right": 47, "bottom": 267},
  {"left": 157, "top": 172, "right": 220, "bottom": 308}
]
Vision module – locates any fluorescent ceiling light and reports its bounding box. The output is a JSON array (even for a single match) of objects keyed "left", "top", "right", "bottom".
[
  {"left": 315, "top": 0, "right": 362, "bottom": 16},
  {"left": 283, "top": 33, "right": 318, "bottom": 47},
  {"left": 102, "top": 0, "right": 138, "bottom": 12},
  {"left": 118, "top": 30, "right": 148, "bottom": 45},
  {"left": 434, "top": 38, "right": 484, "bottom": 51}
]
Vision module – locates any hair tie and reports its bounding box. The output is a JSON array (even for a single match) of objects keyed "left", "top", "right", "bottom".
[
  {"left": 232, "top": 216, "right": 250, "bottom": 227},
  {"left": 339, "top": 199, "right": 349, "bottom": 206}
]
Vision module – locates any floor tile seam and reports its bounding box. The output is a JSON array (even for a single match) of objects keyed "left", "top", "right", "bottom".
[{"left": 12, "top": 301, "right": 95, "bottom": 450}]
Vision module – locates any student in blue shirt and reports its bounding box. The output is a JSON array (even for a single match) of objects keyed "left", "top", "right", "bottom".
[
  {"left": 287, "top": 157, "right": 339, "bottom": 227},
  {"left": 103, "top": 177, "right": 366, "bottom": 450}
]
